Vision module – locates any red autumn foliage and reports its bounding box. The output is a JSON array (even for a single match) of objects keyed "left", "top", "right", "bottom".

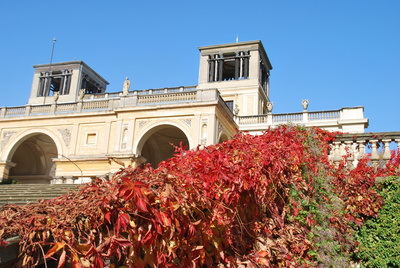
[{"left": 0, "top": 125, "right": 399, "bottom": 267}]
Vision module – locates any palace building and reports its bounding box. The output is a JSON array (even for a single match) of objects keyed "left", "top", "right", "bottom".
[{"left": 0, "top": 40, "right": 368, "bottom": 184}]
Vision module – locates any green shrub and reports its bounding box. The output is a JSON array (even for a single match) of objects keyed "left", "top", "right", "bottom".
[
  {"left": 0, "top": 178, "right": 18, "bottom": 184},
  {"left": 355, "top": 176, "right": 400, "bottom": 268}
]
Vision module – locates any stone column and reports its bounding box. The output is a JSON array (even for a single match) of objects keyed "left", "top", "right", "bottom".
[
  {"left": 370, "top": 140, "right": 380, "bottom": 166},
  {"left": 396, "top": 139, "right": 400, "bottom": 152},
  {"left": 344, "top": 141, "right": 355, "bottom": 168},
  {"left": 357, "top": 140, "right": 366, "bottom": 160},
  {"left": 25, "top": 105, "right": 32, "bottom": 116},
  {"left": 0, "top": 161, "right": 16, "bottom": 180},
  {"left": 382, "top": 139, "right": 392, "bottom": 161},
  {"left": 332, "top": 141, "right": 342, "bottom": 165},
  {"left": 1, "top": 107, "right": 6, "bottom": 117},
  {"left": 77, "top": 100, "right": 83, "bottom": 112}
]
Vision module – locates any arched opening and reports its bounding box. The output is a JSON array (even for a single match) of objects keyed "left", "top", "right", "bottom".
[
  {"left": 8, "top": 134, "right": 58, "bottom": 184},
  {"left": 139, "top": 125, "right": 189, "bottom": 168},
  {"left": 219, "top": 133, "right": 230, "bottom": 143}
]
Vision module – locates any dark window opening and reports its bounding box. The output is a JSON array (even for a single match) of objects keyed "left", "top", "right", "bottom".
[
  {"left": 208, "top": 51, "right": 249, "bottom": 82},
  {"left": 37, "top": 70, "right": 72, "bottom": 97},
  {"left": 260, "top": 63, "right": 270, "bottom": 95},
  {"left": 81, "top": 75, "right": 103, "bottom": 94},
  {"left": 225, "top": 100, "right": 234, "bottom": 111}
]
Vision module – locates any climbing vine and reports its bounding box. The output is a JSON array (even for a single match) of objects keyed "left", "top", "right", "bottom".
[{"left": 0, "top": 125, "right": 399, "bottom": 267}]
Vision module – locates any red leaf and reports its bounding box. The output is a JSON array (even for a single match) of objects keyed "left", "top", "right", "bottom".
[
  {"left": 159, "top": 212, "right": 172, "bottom": 227},
  {"left": 136, "top": 197, "right": 149, "bottom": 213},
  {"left": 45, "top": 241, "right": 65, "bottom": 259},
  {"left": 57, "top": 249, "right": 66, "bottom": 268}
]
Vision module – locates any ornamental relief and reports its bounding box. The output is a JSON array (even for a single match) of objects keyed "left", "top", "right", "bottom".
[
  {"left": 0, "top": 131, "right": 17, "bottom": 151},
  {"left": 138, "top": 120, "right": 148, "bottom": 130},
  {"left": 181, "top": 119, "right": 192, "bottom": 128},
  {"left": 57, "top": 128, "right": 71, "bottom": 147}
]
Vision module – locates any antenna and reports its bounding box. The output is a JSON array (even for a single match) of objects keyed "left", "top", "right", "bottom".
[
  {"left": 43, "top": 38, "right": 56, "bottom": 104},
  {"left": 49, "top": 37, "right": 56, "bottom": 67}
]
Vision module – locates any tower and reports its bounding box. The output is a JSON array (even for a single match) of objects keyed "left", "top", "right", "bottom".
[
  {"left": 197, "top": 40, "right": 272, "bottom": 116},
  {"left": 28, "top": 61, "right": 109, "bottom": 105}
]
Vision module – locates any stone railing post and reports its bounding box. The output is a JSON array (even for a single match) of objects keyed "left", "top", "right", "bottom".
[
  {"left": 267, "top": 112, "right": 273, "bottom": 125},
  {"left": 0, "top": 107, "right": 5, "bottom": 117},
  {"left": 107, "top": 99, "right": 114, "bottom": 110},
  {"left": 77, "top": 101, "right": 83, "bottom": 112},
  {"left": 382, "top": 139, "right": 392, "bottom": 161},
  {"left": 25, "top": 105, "right": 31, "bottom": 116},
  {"left": 332, "top": 141, "right": 342, "bottom": 165},
  {"left": 370, "top": 140, "right": 380, "bottom": 165},
  {"left": 357, "top": 140, "right": 366, "bottom": 160},
  {"left": 344, "top": 141, "right": 355, "bottom": 168},
  {"left": 302, "top": 110, "right": 308, "bottom": 123},
  {"left": 51, "top": 103, "right": 57, "bottom": 114}
]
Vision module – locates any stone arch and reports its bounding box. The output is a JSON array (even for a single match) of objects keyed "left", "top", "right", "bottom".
[
  {"left": 136, "top": 124, "right": 190, "bottom": 168},
  {"left": 4, "top": 130, "right": 63, "bottom": 184},
  {"left": 218, "top": 132, "right": 230, "bottom": 143}
]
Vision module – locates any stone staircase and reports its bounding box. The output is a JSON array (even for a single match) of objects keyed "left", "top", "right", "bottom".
[{"left": 0, "top": 184, "right": 81, "bottom": 207}]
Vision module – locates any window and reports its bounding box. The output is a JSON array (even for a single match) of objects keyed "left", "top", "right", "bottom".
[
  {"left": 260, "top": 62, "right": 270, "bottom": 95},
  {"left": 85, "top": 133, "right": 97, "bottom": 145},
  {"left": 37, "top": 69, "right": 72, "bottom": 97},
  {"left": 208, "top": 51, "right": 249, "bottom": 82},
  {"left": 225, "top": 100, "right": 234, "bottom": 112},
  {"left": 81, "top": 74, "right": 103, "bottom": 94}
]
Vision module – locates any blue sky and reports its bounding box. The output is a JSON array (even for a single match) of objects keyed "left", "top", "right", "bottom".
[{"left": 0, "top": 1, "right": 398, "bottom": 132}]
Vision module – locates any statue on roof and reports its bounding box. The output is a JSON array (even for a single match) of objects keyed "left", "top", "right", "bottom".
[{"left": 123, "top": 77, "right": 130, "bottom": 95}]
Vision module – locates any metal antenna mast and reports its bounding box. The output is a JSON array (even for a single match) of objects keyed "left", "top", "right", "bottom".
[
  {"left": 50, "top": 37, "right": 56, "bottom": 66},
  {"left": 43, "top": 38, "right": 57, "bottom": 104}
]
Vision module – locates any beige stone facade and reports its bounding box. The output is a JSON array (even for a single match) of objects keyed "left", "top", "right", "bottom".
[{"left": 0, "top": 40, "right": 368, "bottom": 184}]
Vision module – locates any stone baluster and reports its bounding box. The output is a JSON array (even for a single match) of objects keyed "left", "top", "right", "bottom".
[
  {"left": 344, "top": 141, "right": 355, "bottom": 168},
  {"left": 356, "top": 140, "right": 366, "bottom": 168},
  {"left": 382, "top": 139, "right": 392, "bottom": 162},
  {"left": 370, "top": 140, "right": 380, "bottom": 166},
  {"left": 64, "top": 176, "right": 74, "bottom": 184},
  {"left": 332, "top": 141, "right": 342, "bottom": 165},
  {"left": 357, "top": 140, "right": 366, "bottom": 160}
]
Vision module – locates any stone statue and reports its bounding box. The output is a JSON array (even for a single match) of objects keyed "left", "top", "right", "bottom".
[
  {"left": 53, "top": 91, "right": 59, "bottom": 102},
  {"left": 302, "top": 99, "right": 309, "bottom": 111},
  {"left": 123, "top": 77, "right": 130, "bottom": 95},
  {"left": 233, "top": 104, "right": 240, "bottom": 116},
  {"left": 267, "top": 102, "right": 274, "bottom": 113},
  {"left": 79, "top": 89, "right": 85, "bottom": 100}
]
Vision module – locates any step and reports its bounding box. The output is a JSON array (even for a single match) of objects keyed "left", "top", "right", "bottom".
[{"left": 0, "top": 184, "right": 81, "bottom": 206}]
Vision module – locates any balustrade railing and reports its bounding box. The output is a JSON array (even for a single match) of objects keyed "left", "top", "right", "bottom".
[
  {"left": 273, "top": 113, "right": 302, "bottom": 123},
  {"left": 57, "top": 103, "right": 77, "bottom": 112},
  {"left": 3, "top": 107, "right": 25, "bottom": 117},
  {"left": 31, "top": 105, "right": 51, "bottom": 114},
  {"left": 331, "top": 132, "right": 400, "bottom": 167},
  {"left": 0, "top": 86, "right": 201, "bottom": 118},
  {"left": 82, "top": 100, "right": 109, "bottom": 110},
  {"left": 137, "top": 91, "right": 197, "bottom": 104},
  {"left": 309, "top": 110, "right": 339, "bottom": 121},
  {"left": 239, "top": 110, "right": 341, "bottom": 125},
  {"left": 238, "top": 115, "right": 268, "bottom": 124}
]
